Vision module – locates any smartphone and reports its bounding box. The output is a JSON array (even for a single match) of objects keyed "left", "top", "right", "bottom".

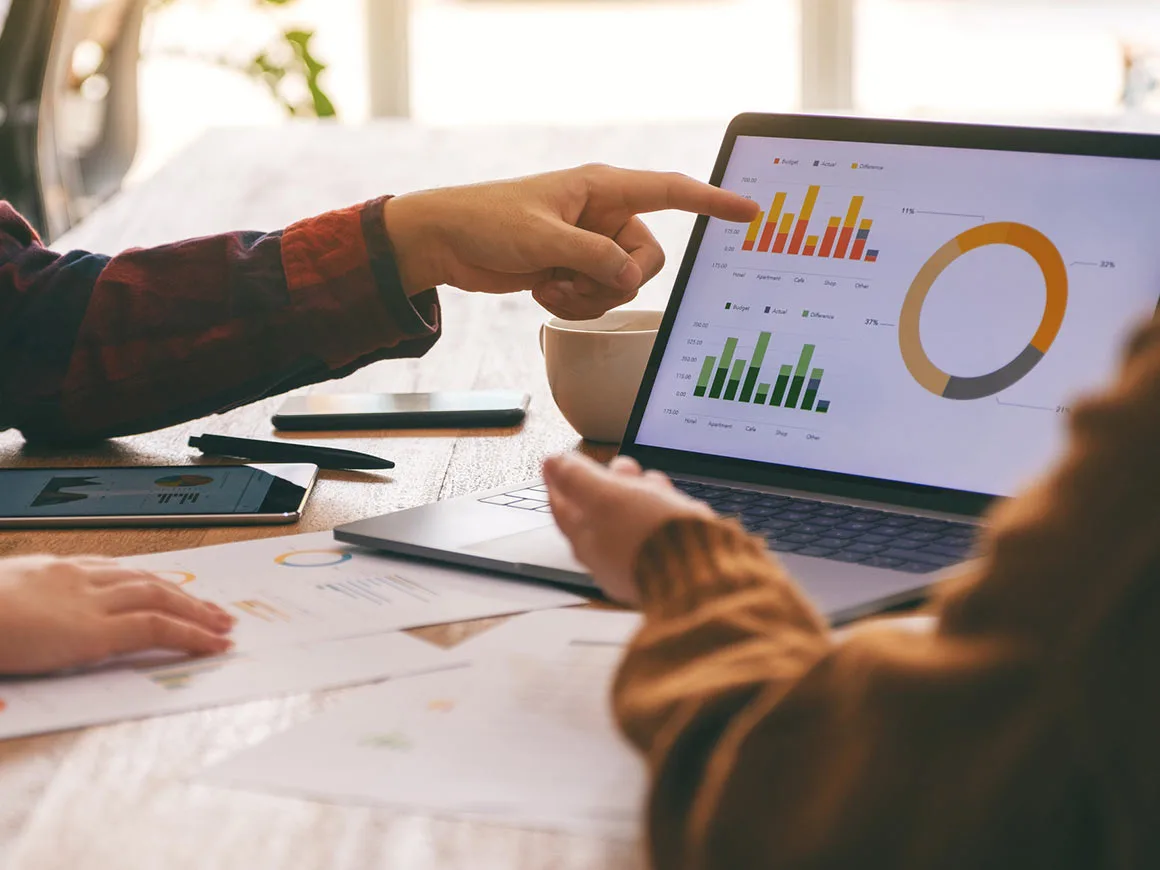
[
  {"left": 272, "top": 390, "right": 530, "bottom": 431},
  {"left": 0, "top": 464, "right": 318, "bottom": 529}
]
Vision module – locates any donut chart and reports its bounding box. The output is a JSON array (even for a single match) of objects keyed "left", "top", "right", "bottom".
[
  {"left": 899, "top": 222, "right": 1068, "bottom": 400},
  {"left": 274, "top": 549, "right": 353, "bottom": 568}
]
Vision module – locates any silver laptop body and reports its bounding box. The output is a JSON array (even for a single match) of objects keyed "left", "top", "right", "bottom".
[{"left": 337, "top": 113, "right": 1160, "bottom": 623}]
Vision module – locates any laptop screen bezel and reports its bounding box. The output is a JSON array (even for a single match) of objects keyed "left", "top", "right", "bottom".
[{"left": 620, "top": 113, "right": 1160, "bottom": 518}]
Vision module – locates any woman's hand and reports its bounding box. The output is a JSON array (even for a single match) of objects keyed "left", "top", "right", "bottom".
[
  {"left": 0, "top": 556, "right": 235, "bottom": 675},
  {"left": 544, "top": 453, "right": 715, "bottom": 604},
  {"left": 385, "top": 164, "right": 759, "bottom": 320}
]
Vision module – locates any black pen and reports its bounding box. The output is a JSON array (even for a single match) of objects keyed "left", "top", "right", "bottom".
[{"left": 189, "top": 434, "right": 395, "bottom": 471}]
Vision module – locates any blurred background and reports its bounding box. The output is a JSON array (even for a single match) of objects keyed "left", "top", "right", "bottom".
[{"left": 6, "top": 0, "right": 1160, "bottom": 239}]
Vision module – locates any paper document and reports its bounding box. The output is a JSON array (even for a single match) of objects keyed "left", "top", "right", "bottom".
[
  {"left": 0, "top": 632, "right": 458, "bottom": 741},
  {"left": 0, "top": 535, "right": 583, "bottom": 741},
  {"left": 123, "top": 531, "right": 585, "bottom": 652},
  {"left": 204, "top": 610, "right": 648, "bottom": 839}
]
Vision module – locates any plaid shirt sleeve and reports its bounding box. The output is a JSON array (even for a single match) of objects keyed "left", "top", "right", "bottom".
[{"left": 0, "top": 197, "right": 441, "bottom": 443}]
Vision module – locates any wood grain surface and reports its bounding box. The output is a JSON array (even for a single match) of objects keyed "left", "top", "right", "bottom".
[{"left": 0, "top": 121, "right": 725, "bottom": 870}]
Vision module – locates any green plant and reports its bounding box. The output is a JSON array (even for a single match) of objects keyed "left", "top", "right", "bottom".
[{"left": 146, "top": 0, "right": 336, "bottom": 118}]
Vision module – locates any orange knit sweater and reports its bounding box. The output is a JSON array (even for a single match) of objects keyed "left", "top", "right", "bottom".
[{"left": 614, "top": 316, "right": 1160, "bottom": 870}]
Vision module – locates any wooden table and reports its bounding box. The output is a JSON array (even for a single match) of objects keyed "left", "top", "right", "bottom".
[{"left": 0, "top": 121, "right": 726, "bottom": 870}]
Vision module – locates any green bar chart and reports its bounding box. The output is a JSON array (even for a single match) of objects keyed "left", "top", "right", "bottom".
[
  {"left": 708, "top": 337, "right": 738, "bottom": 399},
  {"left": 694, "top": 356, "right": 717, "bottom": 397},
  {"left": 693, "top": 332, "right": 832, "bottom": 413}
]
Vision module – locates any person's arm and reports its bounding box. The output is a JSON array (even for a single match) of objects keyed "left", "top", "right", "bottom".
[
  {"left": 0, "top": 198, "right": 440, "bottom": 443},
  {"left": 1, "top": 166, "right": 758, "bottom": 444},
  {"left": 546, "top": 315, "right": 1160, "bottom": 868}
]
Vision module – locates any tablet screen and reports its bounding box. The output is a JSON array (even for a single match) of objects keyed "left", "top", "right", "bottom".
[
  {"left": 635, "top": 134, "right": 1160, "bottom": 497},
  {"left": 0, "top": 467, "right": 278, "bottom": 518}
]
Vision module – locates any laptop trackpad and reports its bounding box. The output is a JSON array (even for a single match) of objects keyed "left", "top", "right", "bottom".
[{"left": 460, "top": 524, "right": 587, "bottom": 574}]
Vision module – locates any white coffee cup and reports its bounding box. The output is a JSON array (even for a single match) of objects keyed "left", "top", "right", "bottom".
[{"left": 539, "top": 309, "right": 663, "bottom": 443}]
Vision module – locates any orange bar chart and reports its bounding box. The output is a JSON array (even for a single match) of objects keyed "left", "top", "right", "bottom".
[
  {"left": 850, "top": 219, "right": 873, "bottom": 260},
  {"left": 742, "top": 210, "right": 764, "bottom": 251},
  {"left": 787, "top": 185, "right": 820, "bottom": 255},
  {"left": 772, "top": 213, "right": 795, "bottom": 254},
  {"left": 756, "top": 192, "right": 787, "bottom": 253},
  {"left": 737, "top": 188, "right": 877, "bottom": 261},
  {"left": 819, "top": 217, "right": 840, "bottom": 257},
  {"left": 833, "top": 195, "right": 864, "bottom": 259}
]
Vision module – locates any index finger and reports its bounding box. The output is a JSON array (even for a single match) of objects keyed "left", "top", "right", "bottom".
[{"left": 599, "top": 168, "right": 760, "bottom": 223}]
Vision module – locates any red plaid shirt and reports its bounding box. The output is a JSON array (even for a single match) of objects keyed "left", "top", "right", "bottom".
[{"left": 0, "top": 197, "right": 441, "bottom": 443}]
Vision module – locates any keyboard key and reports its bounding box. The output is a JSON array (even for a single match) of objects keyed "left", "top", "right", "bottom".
[
  {"left": 918, "top": 544, "right": 970, "bottom": 559},
  {"left": 836, "top": 521, "right": 875, "bottom": 532},
  {"left": 816, "top": 507, "right": 853, "bottom": 519},
  {"left": 717, "top": 501, "right": 754, "bottom": 514},
  {"left": 757, "top": 519, "right": 796, "bottom": 531},
  {"left": 505, "top": 489, "right": 550, "bottom": 502},
  {"left": 847, "top": 542, "right": 888, "bottom": 555},
  {"left": 535, "top": 505, "right": 554, "bottom": 513},
  {"left": 793, "top": 524, "right": 834, "bottom": 536},
  {"left": 480, "top": 495, "right": 521, "bottom": 506},
  {"left": 882, "top": 537, "right": 925, "bottom": 550},
  {"left": 740, "top": 506, "right": 777, "bottom": 518},
  {"left": 726, "top": 492, "right": 762, "bottom": 504},
  {"left": 801, "top": 516, "right": 841, "bottom": 528},
  {"left": 780, "top": 533, "right": 820, "bottom": 544},
  {"left": 856, "top": 533, "right": 893, "bottom": 545},
  {"left": 774, "top": 511, "right": 815, "bottom": 522},
  {"left": 813, "top": 537, "right": 855, "bottom": 550},
  {"left": 768, "top": 540, "right": 804, "bottom": 553},
  {"left": 828, "top": 528, "right": 867, "bottom": 539},
  {"left": 901, "top": 531, "right": 940, "bottom": 542},
  {"left": 508, "top": 499, "right": 548, "bottom": 510},
  {"left": 878, "top": 516, "right": 918, "bottom": 528}
]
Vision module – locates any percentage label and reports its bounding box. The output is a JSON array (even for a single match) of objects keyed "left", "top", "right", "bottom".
[
  {"left": 1056, "top": 405, "right": 1072, "bottom": 414},
  {"left": 865, "top": 318, "right": 880, "bottom": 326},
  {"left": 901, "top": 207, "right": 916, "bottom": 215},
  {"left": 1100, "top": 261, "right": 1116, "bottom": 269}
]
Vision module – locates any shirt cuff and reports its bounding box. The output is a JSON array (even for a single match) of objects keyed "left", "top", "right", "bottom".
[
  {"left": 360, "top": 196, "right": 441, "bottom": 339},
  {"left": 634, "top": 516, "right": 796, "bottom": 621}
]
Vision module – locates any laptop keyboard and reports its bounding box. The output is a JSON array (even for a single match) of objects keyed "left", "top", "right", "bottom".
[{"left": 480, "top": 481, "right": 978, "bottom": 574}]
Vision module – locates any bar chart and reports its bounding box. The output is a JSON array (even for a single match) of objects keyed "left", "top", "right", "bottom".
[
  {"left": 692, "top": 332, "right": 832, "bottom": 414},
  {"left": 742, "top": 186, "right": 879, "bottom": 263}
]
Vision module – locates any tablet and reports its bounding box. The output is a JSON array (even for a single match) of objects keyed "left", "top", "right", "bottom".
[{"left": 0, "top": 464, "right": 318, "bottom": 528}]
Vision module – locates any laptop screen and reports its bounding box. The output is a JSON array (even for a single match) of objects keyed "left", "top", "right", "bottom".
[{"left": 633, "top": 134, "right": 1160, "bottom": 498}]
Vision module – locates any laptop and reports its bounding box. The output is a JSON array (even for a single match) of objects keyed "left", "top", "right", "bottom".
[{"left": 336, "top": 113, "right": 1160, "bottom": 624}]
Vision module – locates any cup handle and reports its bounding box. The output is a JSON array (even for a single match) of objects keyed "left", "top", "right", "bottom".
[{"left": 538, "top": 323, "right": 546, "bottom": 355}]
